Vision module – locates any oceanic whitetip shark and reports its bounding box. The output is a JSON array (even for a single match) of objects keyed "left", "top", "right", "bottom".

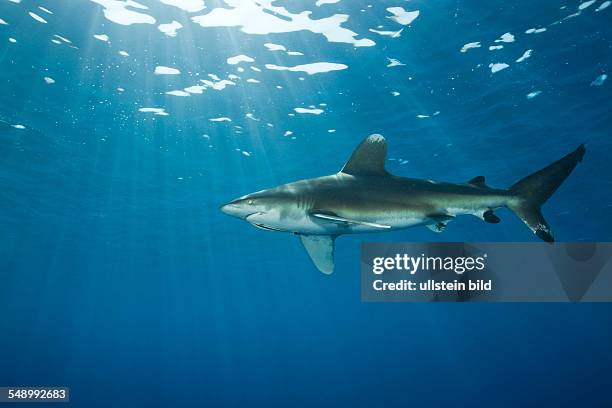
[{"left": 221, "top": 135, "right": 585, "bottom": 274}]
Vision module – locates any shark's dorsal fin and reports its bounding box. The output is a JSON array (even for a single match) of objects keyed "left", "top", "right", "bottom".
[
  {"left": 299, "top": 235, "right": 336, "bottom": 274},
  {"left": 341, "top": 134, "right": 389, "bottom": 176}
]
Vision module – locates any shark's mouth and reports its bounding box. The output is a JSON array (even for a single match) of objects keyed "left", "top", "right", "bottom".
[
  {"left": 245, "top": 212, "right": 263, "bottom": 221},
  {"left": 245, "top": 212, "right": 284, "bottom": 232},
  {"left": 252, "top": 223, "right": 284, "bottom": 232}
]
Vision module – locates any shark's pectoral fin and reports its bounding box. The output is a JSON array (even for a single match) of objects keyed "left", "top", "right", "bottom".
[
  {"left": 299, "top": 235, "right": 336, "bottom": 274},
  {"left": 426, "top": 223, "right": 446, "bottom": 233},
  {"left": 426, "top": 214, "right": 454, "bottom": 233},
  {"left": 340, "top": 134, "right": 389, "bottom": 177},
  {"left": 310, "top": 211, "right": 391, "bottom": 229}
]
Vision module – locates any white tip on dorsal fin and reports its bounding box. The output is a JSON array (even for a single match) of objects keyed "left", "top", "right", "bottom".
[
  {"left": 299, "top": 235, "right": 336, "bottom": 274},
  {"left": 341, "top": 134, "right": 389, "bottom": 177}
]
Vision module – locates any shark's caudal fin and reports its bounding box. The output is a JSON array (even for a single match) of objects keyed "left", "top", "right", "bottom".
[{"left": 508, "top": 144, "right": 586, "bottom": 242}]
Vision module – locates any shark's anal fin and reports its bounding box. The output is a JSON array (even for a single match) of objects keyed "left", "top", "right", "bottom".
[
  {"left": 310, "top": 211, "right": 391, "bottom": 229},
  {"left": 299, "top": 235, "right": 336, "bottom": 274},
  {"left": 340, "top": 134, "right": 389, "bottom": 177},
  {"left": 426, "top": 214, "right": 454, "bottom": 233},
  {"left": 483, "top": 209, "right": 501, "bottom": 223}
]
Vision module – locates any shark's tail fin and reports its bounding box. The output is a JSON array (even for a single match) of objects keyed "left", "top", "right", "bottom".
[{"left": 508, "top": 144, "right": 585, "bottom": 242}]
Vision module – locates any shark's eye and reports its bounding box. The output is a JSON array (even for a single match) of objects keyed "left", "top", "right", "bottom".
[{"left": 247, "top": 199, "right": 254, "bottom": 205}]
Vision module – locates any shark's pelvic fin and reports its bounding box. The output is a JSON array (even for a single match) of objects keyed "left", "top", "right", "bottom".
[
  {"left": 340, "top": 134, "right": 389, "bottom": 176},
  {"left": 299, "top": 235, "right": 336, "bottom": 274},
  {"left": 483, "top": 209, "right": 501, "bottom": 223},
  {"left": 311, "top": 211, "right": 391, "bottom": 229},
  {"left": 426, "top": 214, "right": 454, "bottom": 233}
]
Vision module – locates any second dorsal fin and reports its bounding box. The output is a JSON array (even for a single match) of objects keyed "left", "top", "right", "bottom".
[
  {"left": 340, "top": 134, "right": 389, "bottom": 176},
  {"left": 468, "top": 176, "right": 487, "bottom": 187}
]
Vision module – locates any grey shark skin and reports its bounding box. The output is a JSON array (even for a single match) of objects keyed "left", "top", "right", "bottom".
[{"left": 221, "top": 135, "right": 585, "bottom": 274}]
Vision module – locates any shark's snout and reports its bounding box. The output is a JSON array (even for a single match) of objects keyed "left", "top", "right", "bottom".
[
  {"left": 220, "top": 201, "right": 245, "bottom": 218},
  {"left": 221, "top": 196, "right": 263, "bottom": 219},
  {"left": 220, "top": 202, "right": 236, "bottom": 215}
]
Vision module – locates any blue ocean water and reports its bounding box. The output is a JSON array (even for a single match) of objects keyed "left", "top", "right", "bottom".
[{"left": 1, "top": 0, "right": 612, "bottom": 406}]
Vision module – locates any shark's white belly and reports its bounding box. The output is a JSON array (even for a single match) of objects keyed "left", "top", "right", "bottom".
[
  {"left": 247, "top": 209, "right": 430, "bottom": 235},
  {"left": 243, "top": 184, "right": 511, "bottom": 235}
]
